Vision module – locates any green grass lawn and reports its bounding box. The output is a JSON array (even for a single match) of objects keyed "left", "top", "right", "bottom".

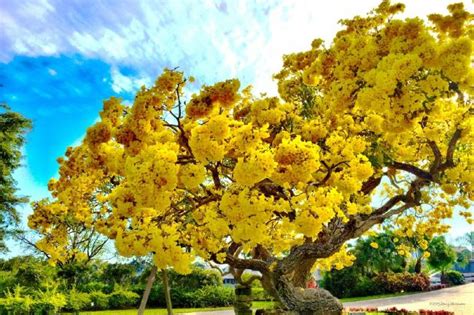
[
  {"left": 63, "top": 292, "right": 421, "bottom": 314},
  {"left": 62, "top": 306, "right": 232, "bottom": 315},
  {"left": 340, "top": 291, "right": 417, "bottom": 303}
]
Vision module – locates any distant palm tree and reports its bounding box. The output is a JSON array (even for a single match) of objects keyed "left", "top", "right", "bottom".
[{"left": 456, "top": 232, "right": 474, "bottom": 260}]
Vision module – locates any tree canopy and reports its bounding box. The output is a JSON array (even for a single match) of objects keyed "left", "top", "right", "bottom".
[
  {"left": 427, "top": 236, "right": 457, "bottom": 274},
  {"left": 0, "top": 104, "right": 31, "bottom": 251},
  {"left": 28, "top": 1, "right": 473, "bottom": 313}
]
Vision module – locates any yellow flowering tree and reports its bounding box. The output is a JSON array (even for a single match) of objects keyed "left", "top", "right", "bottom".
[{"left": 29, "top": 1, "right": 473, "bottom": 313}]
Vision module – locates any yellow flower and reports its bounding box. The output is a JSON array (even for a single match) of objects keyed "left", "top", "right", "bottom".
[{"left": 370, "top": 242, "right": 379, "bottom": 249}]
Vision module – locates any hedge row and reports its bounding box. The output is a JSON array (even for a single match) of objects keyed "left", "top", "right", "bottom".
[
  {"left": 322, "top": 271, "right": 431, "bottom": 298},
  {"left": 0, "top": 288, "right": 139, "bottom": 314}
]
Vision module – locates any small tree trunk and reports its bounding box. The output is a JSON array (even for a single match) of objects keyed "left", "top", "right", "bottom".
[
  {"left": 234, "top": 284, "right": 253, "bottom": 315},
  {"left": 162, "top": 269, "right": 173, "bottom": 315},
  {"left": 440, "top": 271, "right": 448, "bottom": 285},
  {"left": 138, "top": 265, "right": 158, "bottom": 315},
  {"left": 414, "top": 256, "right": 422, "bottom": 274}
]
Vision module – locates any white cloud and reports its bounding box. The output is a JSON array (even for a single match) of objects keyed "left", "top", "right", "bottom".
[
  {"left": 3, "top": 0, "right": 472, "bottom": 95},
  {"left": 110, "top": 67, "right": 152, "bottom": 93}
]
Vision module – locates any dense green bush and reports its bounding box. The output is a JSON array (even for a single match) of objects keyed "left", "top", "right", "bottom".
[
  {"left": 79, "top": 281, "right": 108, "bottom": 293},
  {"left": 87, "top": 291, "right": 109, "bottom": 310},
  {"left": 162, "top": 267, "right": 222, "bottom": 291},
  {"left": 188, "top": 286, "right": 234, "bottom": 308},
  {"left": 0, "top": 289, "right": 32, "bottom": 315},
  {"left": 0, "top": 272, "right": 15, "bottom": 298},
  {"left": 351, "top": 277, "right": 382, "bottom": 297},
  {"left": 33, "top": 288, "right": 67, "bottom": 315},
  {"left": 252, "top": 287, "right": 274, "bottom": 301},
  {"left": 444, "top": 270, "right": 465, "bottom": 286},
  {"left": 322, "top": 270, "right": 430, "bottom": 298},
  {"left": 0, "top": 286, "right": 66, "bottom": 315},
  {"left": 66, "top": 289, "right": 91, "bottom": 312},
  {"left": 374, "top": 272, "right": 430, "bottom": 293},
  {"left": 322, "top": 271, "right": 382, "bottom": 298},
  {"left": 108, "top": 289, "right": 139, "bottom": 309}
]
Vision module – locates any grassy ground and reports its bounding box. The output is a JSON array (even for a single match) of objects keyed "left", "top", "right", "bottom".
[
  {"left": 340, "top": 291, "right": 417, "bottom": 302},
  {"left": 63, "top": 292, "right": 420, "bottom": 314},
  {"left": 62, "top": 307, "right": 232, "bottom": 315}
]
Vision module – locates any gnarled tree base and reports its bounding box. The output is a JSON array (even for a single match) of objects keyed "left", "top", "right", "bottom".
[{"left": 274, "top": 274, "right": 343, "bottom": 315}]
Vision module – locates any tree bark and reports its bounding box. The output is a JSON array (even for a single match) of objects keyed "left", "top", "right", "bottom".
[
  {"left": 290, "top": 258, "right": 317, "bottom": 288},
  {"left": 234, "top": 284, "right": 253, "bottom": 315},
  {"left": 162, "top": 269, "right": 173, "bottom": 315},
  {"left": 414, "top": 256, "right": 422, "bottom": 274},
  {"left": 138, "top": 265, "right": 157, "bottom": 315},
  {"left": 273, "top": 273, "right": 343, "bottom": 315}
]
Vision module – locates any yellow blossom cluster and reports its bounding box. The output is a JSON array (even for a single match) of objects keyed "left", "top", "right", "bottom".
[{"left": 28, "top": 2, "right": 472, "bottom": 278}]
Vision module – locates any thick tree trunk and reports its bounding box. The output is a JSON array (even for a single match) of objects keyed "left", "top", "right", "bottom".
[
  {"left": 290, "top": 258, "right": 317, "bottom": 288},
  {"left": 162, "top": 269, "right": 173, "bottom": 315},
  {"left": 273, "top": 273, "right": 343, "bottom": 315},
  {"left": 138, "top": 265, "right": 157, "bottom": 315}
]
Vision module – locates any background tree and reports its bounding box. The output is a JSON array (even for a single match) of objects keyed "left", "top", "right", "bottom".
[
  {"left": 28, "top": 1, "right": 473, "bottom": 314},
  {"left": 427, "top": 236, "right": 457, "bottom": 283},
  {"left": 456, "top": 232, "right": 473, "bottom": 260},
  {"left": 19, "top": 197, "right": 109, "bottom": 288},
  {"left": 0, "top": 104, "right": 31, "bottom": 251},
  {"left": 353, "top": 233, "right": 406, "bottom": 276},
  {"left": 456, "top": 248, "right": 470, "bottom": 268}
]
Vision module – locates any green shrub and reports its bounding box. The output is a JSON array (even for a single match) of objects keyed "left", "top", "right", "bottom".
[
  {"left": 0, "top": 272, "right": 15, "bottom": 297},
  {"left": 147, "top": 285, "right": 193, "bottom": 308},
  {"left": 252, "top": 287, "right": 274, "bottom": 301},
  {"left": 79, "top": 281, "right": 108, "bottom": 293},
  {"left": 87, "top": 291, "right": 109, "bottom": 310},
  {"left": 0, "top": 287, "right": 33, "bottom": 315},
  {"left": 32, "top": 288, "right": 67, "bottom": 315},
  {"left": 374, "top": 272, "right": 430, "bottom": 293},
  {"left": 108, "top": 289, "right": 139, "bottom": 309},
  {"left": 66, "top": 289, "right": 91, "bottom": 312},
  {"left": 351, "top": 277, "right": 382, "bottom": 297},
  {"left": 444, "top": 270, "right": 464, "bottom": 286},
  {"left": 188, "top": 286, "right": 234, "bottom": 308},
  {"left": 321, "top": 268, "right": 361, "bottom": 298}
]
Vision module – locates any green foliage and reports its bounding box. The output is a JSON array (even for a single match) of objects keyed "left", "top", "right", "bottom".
[
  {"left": 164, "top": 266, "right": 222, "bottom": 291},
  {"left": 373, "top": 272, "right": 430, "bottom": 293},
  {"left": 101, "top": 263, "right": 140, "bottom": 293},
  {"left": 0, "top": 271, "right": 15, "bottom": 297},
  {"left": 32, "top": 287, "right": 67, "bottom": 315},
  {"left": 80, "top": 281, "right": 108, "bottom": 293},
  {"left": 0, "top": 105, "right": 31, "bottom": 251},
  {"left": 66, "top": 288, "right": 91, "bottom": 312},
  {"left": 107, "top": 289, "right": 139, "bottom": 309},
  {"left": 0, "top": 286, "right": 32, "bottom": 315},
  {"left": 251, "top": 288, "right": 274, "bottom": 301},
  {"left": 456, "top": 249, "right": 470, "bottom": 268},
  {"left": 427, "top": 236, "right": 457, "bottom": 273},
  {"left": 354, "top": 233, "right": 406, "bottom": 275},
  {"left": 141, "top": 266, "right": 223, "bottom": 308},
  {"left": 0, "top": 285, "right": 66, "bottom": 315},
  {"left": 444, "top": 270, "right": 465, "bottom": 286},
  {"left": 0, "top": 256, "right": 57, "bottom": 295},
  {"left": 321, "top": 268, "right": 381, "bottom": 298},
  {"left": 187, "top": 286, "right": 234, "bottom": 308},
  {"left": 87, "top": 291, "right": 109, "bottom": 310},
  {"left": 241, "top": 272, "right": 263, "bottom": 288}
]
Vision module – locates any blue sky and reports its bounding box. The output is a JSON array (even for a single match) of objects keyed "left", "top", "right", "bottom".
[{"left": 0, "top": 0, "right": 472, "bottom": 255}]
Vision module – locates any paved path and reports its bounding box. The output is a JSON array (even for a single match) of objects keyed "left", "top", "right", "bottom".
[
  {"left": 344, "top": 283, "right": 474, "bottom": 315},
  {"left": 183, "top": 283, "right": 474, "bottom": 315}
]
